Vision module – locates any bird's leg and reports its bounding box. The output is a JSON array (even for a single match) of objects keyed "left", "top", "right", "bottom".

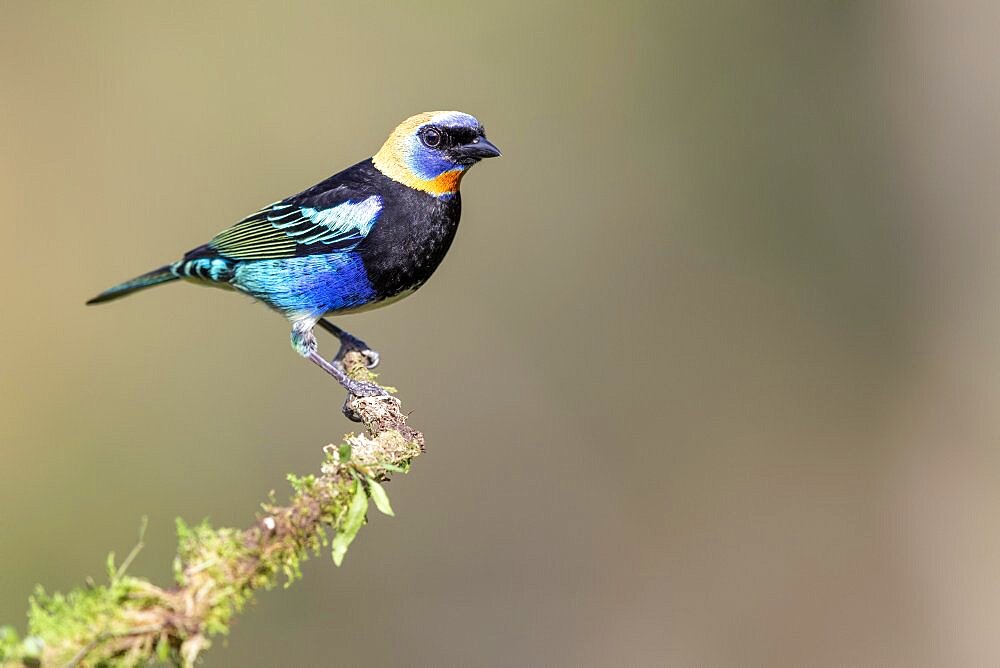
[
  {"left": 317, "top": 318, "right": 380, "bottom": 369},
  {"left": 291, "top": 320, "right": 388, "bottom": 420}
]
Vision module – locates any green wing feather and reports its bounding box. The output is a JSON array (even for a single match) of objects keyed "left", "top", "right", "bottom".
[
  {"left": 208, "top": 198, "right": 383, "bottom": 261},
  {"left": 208, "top": 205, "right": 299, "bottom": 260}
]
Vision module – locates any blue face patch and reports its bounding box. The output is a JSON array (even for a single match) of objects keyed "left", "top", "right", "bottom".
[
  {"left": 409, "top": 148, "right": 462, "bottom": 180},
  {"left": 406, "top": 112, "right": 483, "bottom": 179}
]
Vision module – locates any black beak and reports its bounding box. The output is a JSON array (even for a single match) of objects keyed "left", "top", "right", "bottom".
[{"left": 452, "top": 137, "right": 502, "bottom": 162}]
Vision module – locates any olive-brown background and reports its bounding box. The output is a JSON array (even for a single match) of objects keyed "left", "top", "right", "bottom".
[{"left": 4, "top": 2, "right": 1000, "bottom": 665}]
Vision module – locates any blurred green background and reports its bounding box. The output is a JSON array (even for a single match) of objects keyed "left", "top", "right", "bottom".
[{"left": 3, "top": 1, "right": 1000, "bottom": 665}]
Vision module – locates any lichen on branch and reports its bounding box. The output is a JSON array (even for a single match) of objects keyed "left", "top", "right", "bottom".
[{"left": 0, "top": 352, "right": 424, "bottom": 667}]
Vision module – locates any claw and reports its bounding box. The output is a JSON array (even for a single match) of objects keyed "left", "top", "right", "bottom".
[
  {"left": 361, "top": 349, "right": 380, "bottom": 369},
  {"left": 317, "top": 319, "right": 380, "bottom": 368},
  {"left": 332, "top": 344, "right": 379, "bottom": 369}
]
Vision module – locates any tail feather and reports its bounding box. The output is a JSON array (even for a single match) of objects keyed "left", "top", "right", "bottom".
[{"left": 86, "top": 265, "right": 179, "bottom": 305}]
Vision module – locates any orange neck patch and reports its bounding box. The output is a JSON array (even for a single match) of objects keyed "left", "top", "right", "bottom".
[
  {"left": 423, "top": 168, "right": 465, "bottom": 196},
  {"left": 373, "top": 153, "right": 466, "bottom": 197}
]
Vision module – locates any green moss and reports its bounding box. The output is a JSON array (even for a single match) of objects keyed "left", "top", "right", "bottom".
[
  {"left": 0, "top": 626, "right": 28, "bottom": 664},
  {"left": 174, "top": 519, "right": 255, "bottom": 636},
  {"left": 287, "top": 473, "right": 318, "bottom": 495},
  {"left": 1, "top": 369, "right": 422, "bottom": 666},
  {"left": 21, "top": 575, "right": 153, "bottom": 665}
]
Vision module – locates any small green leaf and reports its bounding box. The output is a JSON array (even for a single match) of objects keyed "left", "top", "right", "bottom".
[
  {"left": 331, "top": 480, "right": 368, "bottom": 566},
  {"left": 172, "top": 555, "right": 184, "bottom": 584},
  {"left": 379, "top": 462, "right": 407, "bottom": 473},
  {"left": 114, "top": 515, "right": 148, "bottom": 580},
  {"left": 175, "top": 517, "right": 190, "bottom": 541},
  {"left": 338, "top": 442, "right": 352, "bottom": 462},
  {"left": 156, "top": 635, "right": 170, "bottom": 662},
  {"left": 0, "top": 626, "right": 20, "bottom": 658},
  {"left": 367, "top": 479, "right": 394, "bottom": 517}
]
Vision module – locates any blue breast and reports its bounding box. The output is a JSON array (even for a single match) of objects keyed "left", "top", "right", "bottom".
[{"left": 232, "top": 252, "right": 377, "bottom": 316}]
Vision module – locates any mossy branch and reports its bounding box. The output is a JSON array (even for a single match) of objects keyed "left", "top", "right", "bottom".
[{"left": 0, "top": 352, "right": 424, "bottom": 667}]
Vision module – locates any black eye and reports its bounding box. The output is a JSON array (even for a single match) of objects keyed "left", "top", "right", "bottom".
[{"left": 421, "top": 127, "right": 442, "bottom": 148}]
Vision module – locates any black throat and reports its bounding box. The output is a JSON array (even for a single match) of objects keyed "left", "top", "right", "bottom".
[{"left": 353, "top": 161, "right": 463, "bottom": 300}]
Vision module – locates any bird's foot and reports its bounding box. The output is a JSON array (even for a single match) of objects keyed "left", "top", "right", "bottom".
[
  {"left": 317, "top": 319, "right": 380, "bottom": 369},
  {"left": 335, "top": 337, "right": 379, "bottom": 369}
]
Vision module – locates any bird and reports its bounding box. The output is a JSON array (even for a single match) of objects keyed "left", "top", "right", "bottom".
[{"left": 87, "top": 110, "right": 501, "bottom": 405}]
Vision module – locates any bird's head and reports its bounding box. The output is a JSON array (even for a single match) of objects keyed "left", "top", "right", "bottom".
[{"left": 372, "top": 111, "right": 501, "bottom": 199}]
